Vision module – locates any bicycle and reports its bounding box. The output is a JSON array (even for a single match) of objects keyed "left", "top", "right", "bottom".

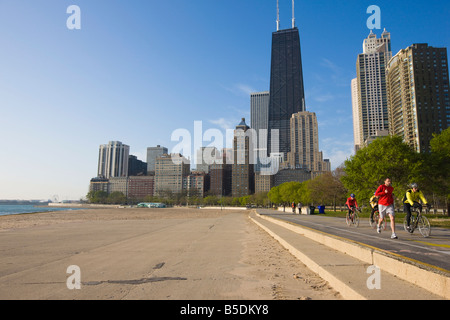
[
  {"left": 402, "top": 205, "right": 431, "bottom": 238},
  {"left": 346, "top": 206, "right": 360, "bottom": 227},
  {"left": 370, "top": 208, "right": 386, "bottom": 231}
]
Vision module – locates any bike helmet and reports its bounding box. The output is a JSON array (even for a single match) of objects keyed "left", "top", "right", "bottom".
[
  {"left": 411, "top": 183, "right": 418, "bottom": 189},
  {"left": 350, "top": 193, "right": 355, "bottom": 198}
]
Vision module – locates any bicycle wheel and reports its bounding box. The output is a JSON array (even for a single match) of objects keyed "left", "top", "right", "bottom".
[
  {"left": 353, "top": 212, "right": 360, "bottom": 227},
  {"left": 370, "top": 212, "right": 378, "bottom": 228},
  {"left": 372, "top": 212, "right": 386, "bottom": 230},
  {"left": 403, "top": 216, "right": 415, "bottom": 233},
  {"left": 418, "top": 216, "right": 431, "bottom": 238},
  {"left": 346, "top": 213, "right": 352, "bottom": 227}
]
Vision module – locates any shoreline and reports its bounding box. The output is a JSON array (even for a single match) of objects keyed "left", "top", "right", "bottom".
[{"left": 0, "top": 206, "right": 85, "bottom": 218}]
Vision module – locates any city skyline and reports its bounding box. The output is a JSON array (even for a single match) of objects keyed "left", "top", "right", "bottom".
[{"left": 1, "top": 1, "right": 449, "bottom": 200}]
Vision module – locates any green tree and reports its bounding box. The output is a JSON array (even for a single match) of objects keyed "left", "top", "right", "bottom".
[
  {"left": 430, "top": 127, "right": 450, "bottom": 157},
  {"left": 296, "top": 181, "right": 312, "bottom": 205},
  {"left": 428, "top": 128, "right": 450, "bottom": 215},
  {"left": 108, "top": 192, "right": 127, "bottom": 204},
  {"left": 231, "top": 197, "right": 241, "bottom": 206},
  {"left": 268, "top": 181, "right": 311, "bottom": 208},
  {"left": 220, "top": 196, "right": 233, "bottom": 207},
  {"left": 239, "top": 195, "right": 251, "bottom": 206},
  {"left": 267, "top": 185, "right": 283, "bottom": 205},
  {"left": 308, "top": 170, "right": 347, "bottom": 210},
  {"left": 86, "top": 190, "right": 108, "bottom": 204},
  {"left": 341, "top": 136, "right": 419, "bottom": 204},
  {"left": 252, "top": 192, "right": 269, "bottom": 207},
  {"left": 279, "top": 181, "right": 302, "bottom": 205},
  {"left": 204, "top": 195, "right": 219, "bottom": 206}
]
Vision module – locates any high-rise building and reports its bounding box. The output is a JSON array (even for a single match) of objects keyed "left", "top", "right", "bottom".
[
  {"left": 108, "top": 177, "right": 128, "bottom": 195},
  {"left": 231, "top": 118, "right": 255, "bottom": 197},
  {"left": 209, "top": 150, "right": 232, "bottom": 196},
  {"left": 273, "top": 168, "right": 312, "bottom": 186},
  {"left": 147, "top": 145, "right": 168, "bottom": 174},
  {"left": 195, "top": 147, "right": 220, "bottom": 174},
  {"left": 267, "top": 23, "right": 306, "bottom": 159},
  {"left": 386, "top": 43, "right": 450, "bottom": 152},
  {"left": 254, "top": 172, "right": 274, "bottom": 193},
  {"left": 89, "top": 177, "right": 109, "bottom": 193},
  {"left": 154, "top": 154, "right": 190, "bottom": 197},
  {"left": 251, "top": 91, "right": 270, "bottom": 172},
  {"left": 287, "top": 111, "right": 331, "bottom": 175},
  {"left": 251, "top": 91, "right": 270, "bottom": 133},
  {"left": 128, "top": 176, "right": 155, "bottom": 201},
  {"left": 98, "top": 141, "right": 130, "bottom": 179},
  {"left": 355, "top": 29, "right": 392, "bottom": 147},
  {"left": 128, "top": 155, "right": 147, "bottom": 176},
  {"left": 183, "top": 171, "right": 210, "bottom": 198},
  {"left": 351, "top": 78, "right": 362, "bottom": 152}
]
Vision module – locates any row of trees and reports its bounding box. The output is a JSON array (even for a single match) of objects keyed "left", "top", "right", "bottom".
[
  {"left": 86, "top": 189, "right": 271, "bottom": 207},
  {"left": 267, "top": 170, "right": 347, "bottom": 211},
  {"left": 341, "top": 129, "right": 450, "bottom": 213},
  {"left": 86, "top": 191, "right": 127, "bottom": 204},
  {"left": 266, "top": 128, "right": 449, "bottom": 213}
]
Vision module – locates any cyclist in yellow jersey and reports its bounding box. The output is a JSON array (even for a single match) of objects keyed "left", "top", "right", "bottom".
[
  {"left": 369, "top": 193, "right": 379, "bottom": 224},
  {"left": 403, "top": 183, "right": 429, "bottom": 232}
]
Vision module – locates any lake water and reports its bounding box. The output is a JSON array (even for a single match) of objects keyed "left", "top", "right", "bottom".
[{"left": 0, "top": 204, "right": 81, "bottom": 217}]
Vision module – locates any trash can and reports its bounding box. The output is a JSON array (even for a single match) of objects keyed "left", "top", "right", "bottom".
[
  {"left": 318, "top": 206, "right": 325, "bottom": 214},
  {"left": 309, "top": 206, "right": 315, "bottom": 214}
]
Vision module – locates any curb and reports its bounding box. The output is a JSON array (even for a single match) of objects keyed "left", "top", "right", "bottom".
[{"left": 250, "top": 212, "right": 449, "bottom": 300}]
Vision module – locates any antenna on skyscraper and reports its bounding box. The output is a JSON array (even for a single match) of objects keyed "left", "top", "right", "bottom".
[
  {"left": 292, "top": 0, "right": 295, "bottom": 28},
  {"left": 276, "top": 0, "right": 280, "bottom": 31}
]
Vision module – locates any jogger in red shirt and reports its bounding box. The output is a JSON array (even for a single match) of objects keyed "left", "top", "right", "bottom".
[{"left": 375, "top": 177, "right": 397, "bottom": 239}]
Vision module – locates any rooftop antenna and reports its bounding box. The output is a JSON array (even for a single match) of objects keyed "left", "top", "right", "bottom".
[
  {"left": 276, "top": 0, "right": 280, "bottom": 31},
  {"left": 292, "top": 0, "right": 295, "bottom": 28}
]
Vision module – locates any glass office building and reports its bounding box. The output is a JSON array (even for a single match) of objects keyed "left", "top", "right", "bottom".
[{"left": 268, "top": 27, "right": 306, "bottom": 160}]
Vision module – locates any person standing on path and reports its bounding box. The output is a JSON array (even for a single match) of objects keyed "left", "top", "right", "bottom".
[{"left": 375, "top": 177, "right": 398, "bottom": 239}]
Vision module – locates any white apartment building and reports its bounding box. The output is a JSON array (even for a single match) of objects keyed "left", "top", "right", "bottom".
[
  {"left": 351, "top": 78, "right": 362, "bottom": 152},
  {"left": 354, "top": 29, "right": 392, "bottom": 148},
  {"left": 97, "top": 141, "right": 130, "bottom": 179}
]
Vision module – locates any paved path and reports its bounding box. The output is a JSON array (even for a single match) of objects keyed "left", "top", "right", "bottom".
[
  {"left": 258, "top": 210, "right": 450, "bottom": 273},
  {"left": 251, "top": 210, "right": 448, "bottom": 300}
]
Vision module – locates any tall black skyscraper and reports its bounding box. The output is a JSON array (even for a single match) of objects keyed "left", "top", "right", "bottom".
[{"left": 268, "top": 26, "right": 306, "bottom": 160}]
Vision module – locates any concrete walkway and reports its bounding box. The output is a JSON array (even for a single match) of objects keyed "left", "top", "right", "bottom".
[{"left": 250, "top": 211, "right": 448, "bottom": 300}]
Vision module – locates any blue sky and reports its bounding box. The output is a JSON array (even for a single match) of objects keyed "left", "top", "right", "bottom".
[{"left": 0, "top": 0, "right": 449, "bottom": 200}]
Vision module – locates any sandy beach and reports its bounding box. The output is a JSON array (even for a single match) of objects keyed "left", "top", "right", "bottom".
[{"left": 0, "top": 207, "right": 341, "bottom": 300}]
